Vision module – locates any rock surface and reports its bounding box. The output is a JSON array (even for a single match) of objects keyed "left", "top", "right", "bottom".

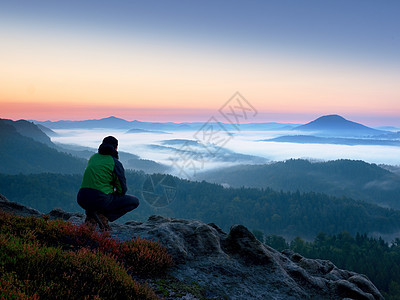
[
  {"left": 0, "top": 196, "right": 384, "bottom": 300},
  {"left": 0, "top": 193, "right": 9, "bottom": 202},
  {"left": 0, "top": 194, "right": 42, "bottom": 217}
]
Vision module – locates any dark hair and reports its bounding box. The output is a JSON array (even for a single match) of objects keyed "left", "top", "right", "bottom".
[{"left": 102, "top": 136, "right": 118, "bottom": 148}]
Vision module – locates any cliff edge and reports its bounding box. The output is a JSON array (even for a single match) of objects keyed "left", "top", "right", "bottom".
[{"left": 0, "top": 195, "right": 383, "bottom": 300}]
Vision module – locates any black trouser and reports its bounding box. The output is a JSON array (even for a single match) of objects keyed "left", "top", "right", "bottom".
[{"left": 77, "top": 188, "right": 139, "bottom": 222}]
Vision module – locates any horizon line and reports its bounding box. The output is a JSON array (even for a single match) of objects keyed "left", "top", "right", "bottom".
[{"left": 2, "top": 112, "right": 400, "bottom": 128}]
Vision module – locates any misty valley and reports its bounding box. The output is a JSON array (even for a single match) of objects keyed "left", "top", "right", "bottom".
[{"left": 1, "top": 115, "right": 400, "bottom": 298}]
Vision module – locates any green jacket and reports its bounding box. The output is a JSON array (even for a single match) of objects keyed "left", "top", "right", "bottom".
[{"left": 80, "top": 145, "right": 127, "bottom": 195}]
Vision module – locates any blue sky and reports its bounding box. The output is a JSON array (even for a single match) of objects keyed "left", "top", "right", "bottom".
[
  {"left": 1, "top": 1, "right": 399, "bottom": 125},
  {"left": 3, "top": 1, "right": 398, "bottom": 58}
]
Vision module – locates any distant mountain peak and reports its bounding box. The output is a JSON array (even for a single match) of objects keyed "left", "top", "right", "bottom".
[
  {"left": 310, "top": 114, "right": 351, "bottom": 123},
  {"left": 295, "top": 114, "right": 387, "bottom": 137},
  {"left": 316, "top": 114, "right": 345, "bottom": 120},
  {"left": 102, "top": 116, "right": 125, "bottom": 121}
]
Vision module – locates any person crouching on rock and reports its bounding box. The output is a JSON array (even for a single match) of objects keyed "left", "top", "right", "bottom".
[{"left": 77, "top": 136, "right": 139, "bottom": 231}]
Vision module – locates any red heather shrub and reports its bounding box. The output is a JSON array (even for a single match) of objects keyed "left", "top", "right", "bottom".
[
  {"left": 1, "top": 210, "right": 174, "bottom": 266},
  {"left": 5, "top": 210, "right": 174, "bottom": 275},
  {"left": 52, "top": 219, "right": 175, "bottom": 276},
  {"left": 0, "top": 234, "right": 158, "bottom": 299},
  {"left": 0, "top": 269, "right": 39, "bottom": 300},
  {"left": 120, "top": 236, "right": 174, "bottom": 276}
]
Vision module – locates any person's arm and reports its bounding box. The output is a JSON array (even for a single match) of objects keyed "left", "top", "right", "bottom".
[{"left": 113, "top": 158, "right": 128, "bottom": 195}]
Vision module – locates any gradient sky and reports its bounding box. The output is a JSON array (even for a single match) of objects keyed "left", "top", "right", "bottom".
[{"left": 1, "top": 0, "right": 399, "bottom": 125}]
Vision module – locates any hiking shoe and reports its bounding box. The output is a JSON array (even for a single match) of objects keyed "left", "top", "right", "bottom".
[
  {"left": 84, "top": 214, "right": 97, "bottom": 229},
  {"left": 93, "top": 212, "right": 111, "bottom": 231}
]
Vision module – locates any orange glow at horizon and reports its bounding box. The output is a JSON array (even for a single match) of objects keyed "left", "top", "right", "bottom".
[
  {"left": 2, "top": 100, "right": 400, "bottom": 127},
  {"left": 1, "top": 25, "right": 400, "bottom": 125}
]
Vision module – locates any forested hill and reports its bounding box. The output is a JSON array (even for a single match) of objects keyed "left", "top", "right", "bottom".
[
  {"left": 0, "top": 119, "right": 86, "bottom": 174},
  {"left": 2, "top": 171, "right": 400, "bottom": 241},
  {"left": 0, "top": 118, "right": 54, "bottom": 146},
  {"left": 197, "top": 159, "right": 400, "bottom": 209}
]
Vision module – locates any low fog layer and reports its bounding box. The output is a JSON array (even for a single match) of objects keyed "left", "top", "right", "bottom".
[{"left": 51, "top": 128, "right": 400, "bottom": 178}]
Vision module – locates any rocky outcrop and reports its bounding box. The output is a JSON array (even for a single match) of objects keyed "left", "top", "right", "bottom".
[
  {"left": 0, "top": 194, "right": 42, "bottom": 217},
  {"left": 116, "top": 217, "right": 383, "bottom": 300},
  {"left": 0, "top": 197, "right": 383, "bottom": 300},
  {"left": 0, "top": 193, "right": 9, "bottom": 202}
]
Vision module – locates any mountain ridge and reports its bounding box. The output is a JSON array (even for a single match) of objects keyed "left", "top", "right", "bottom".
[
  {"left": 31, "top": 115, "right": 392, "bottom": 134},
  {"left": 32, "top": 116, "right": 299, "bottom": 131},
  {"left": 1, "top": 118, "right": 54, "bottom": 146}
]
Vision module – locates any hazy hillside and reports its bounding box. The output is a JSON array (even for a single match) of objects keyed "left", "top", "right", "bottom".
[
  {"left": 197, "top": 159, "right": 400, "bottom": 209},
  {"left": 0, "top": 120, "right": 86, "bottom": 174},
  {"left": 1, "top": 118, "right": 54, "bottom": 146},
  {"left": 36, "top": 123, "right": 59, "bottom": 137}
]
